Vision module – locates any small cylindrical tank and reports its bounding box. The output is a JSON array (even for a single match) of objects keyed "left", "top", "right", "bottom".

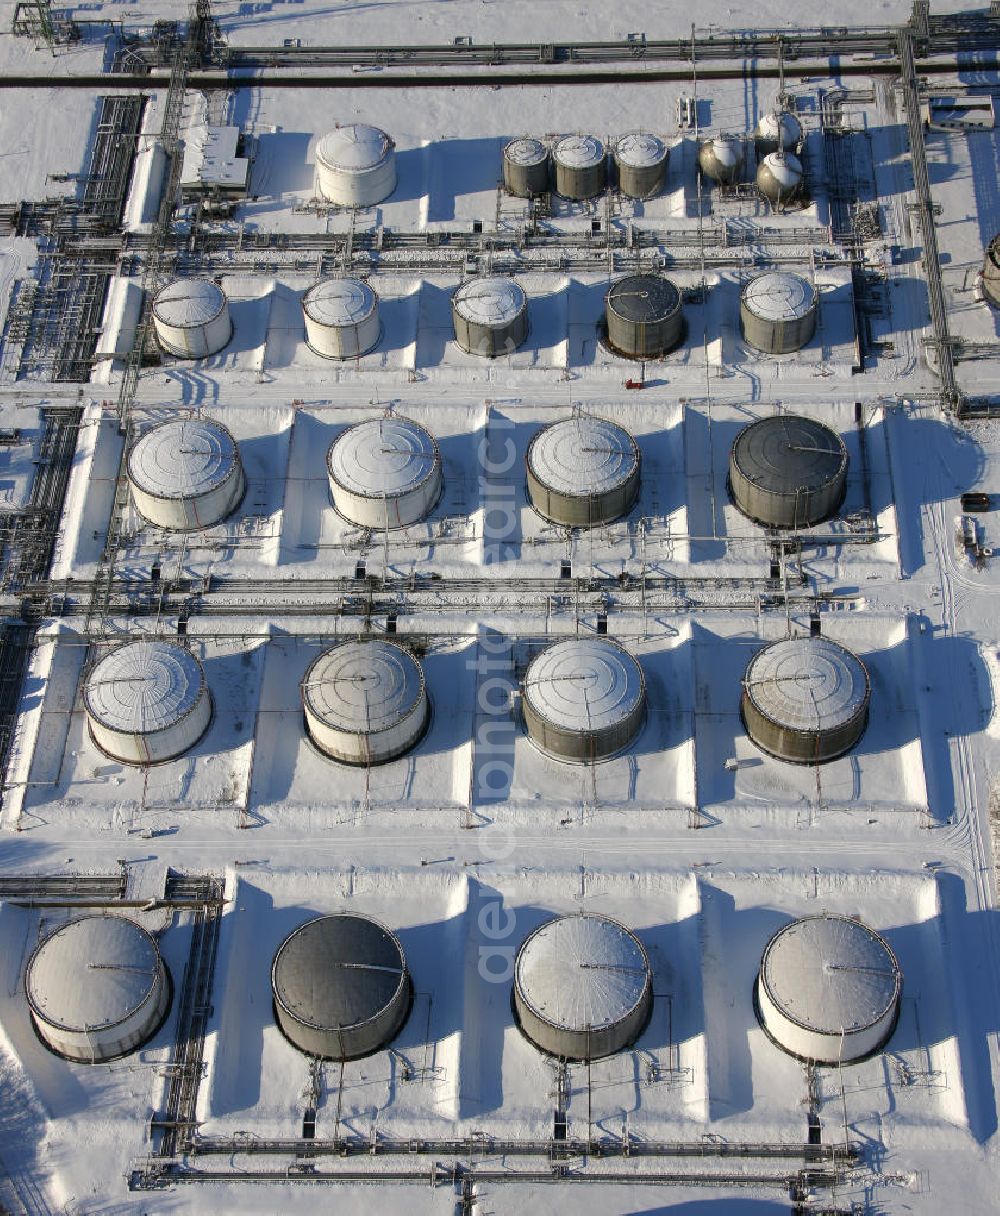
[
  {"left": 272, "top": 914, "right": 412, "bottom": 1060},
  {"left": 757, "top": 150, "right": 803, "bottom": 205},
  {"left": 729, "top": 414, "right": 847, "bottom": 529},
  {"left": 327, "top": 416, "right": 442, "bottom": 530},
  {"left": 315, "top": 124, "right": 396, "bottom": 207},
  {"left": 151, "top": 278, "right": 232, "bottom": 359},
  {"left": 26, "top": 915, "right": 171, "bottom": 1063},
  {"left": 128, "top": 417, "right": 246, "bottom": 530},
  {"left": 613, "top": 131, "right": 669, "bottom": 199},
  {"left": 552, "top": 134, "right": 607, "bottom": 200},
  {"left": 698, "top": 134, "right": 744, "bottom": 185},
  {"left": 526, "top": 415, "right": 640, "bottom": 528},
  {"left": 754, "top": 108, "right": 803, "bottom": 155},
  {"left": 741, "top": 636, "right": 870, "bottom": 764},
  {"left": 605, "top": 272, "right": 683, "bottom": 358},
  {"left": 740, "top": 271, "right": 818, "bottom": 355},
  {"left": 522, "top": 637, "right": 646, "bottom": 763},
  {"left": 982, "top": 234, "right": 1000, "bottom": 308},
  {"left": 303, "top": 277, "right": 381, "bottom": 359},
  {"left": 756, "top": 914, "right": 901, "bottom": 1064},
  {"left": 503, "top": 137, "right": 550, "bottom": 197},
  {"left": 302, "top": 639, "right": 429, "bottom": 764},
  {"left": 452, "top": 276, "right": 528, "bottom": 357},
  {"left": 514, "top": 913, "right": 652, "bottom": 1060}
]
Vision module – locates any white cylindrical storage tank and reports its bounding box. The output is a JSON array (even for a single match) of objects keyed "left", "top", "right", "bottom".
[
  {"left": 26, "top": 916, "right": 171, "bottom": 1062},
  {"left": 315, "top": 123, "right": 396, "bottom": 207},
  {"left": 982, "top": 234, "right": 1000, "bottom": 308},
  {"left": 756, "top": 914, "right": 902, "bottom": 1064},
  {"left": 503, "top": 137, "right": 550, "bottom": 197},
  {"left": 303, "top": 277, "right": 380, "bottom": 359},
  {"left": 152, "top": 278, "right": 232, "bottom": 359},
  {"left": 754, "top": 108, "right": 803, "bottom": 155},
  {"left": 128, "top": 417, "right": 245, "bottom": 530},
  {"left": 526, "top": 415, "right": 640, "bottom": 528},
  {"left": 742, "top": 637, "right": 870, "bottom": 765},
  {"left": 740, "top": 271, "right": 818, "bottom": 354},
  {"left": 452, "top": 276, "right": 528, "bottom": 357},
  {"left": 84, "top": 640, "right": 212, "bottom": 765},
  {"left": 514, "top": 913, "right": 652, "bottom": 1061},
  {"left": 327, "top": 416, "right": 442, "bottom": 530},
  {"left": 613, "top": 131, "right": 669, "bottom": 199},
  {"left": 605, "top": 272, "right": 684, "bottom": 358},
  {"left": 272, "top": 913, "right": 412, "bottom": 1060},
  {"left": 302, "top": 639, "right": 429, "bottom": 765},
  {"left": 698, "top": 134, "right": 744, "bottom": 185},
  {"left": 757, "top": 151, "right": 803, "bottom": 205},
  {"left": 552, "top": 134, "right": 607, "bottom": 200},
  {"left": 729, "top": 414, "right": 847, "bottom": 529},
  {"left": 522, "top": 637, "right": 646, "bottom": 763}
]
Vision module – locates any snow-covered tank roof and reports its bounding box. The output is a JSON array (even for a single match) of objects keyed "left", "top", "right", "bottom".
[
  {"left": 756, "top": 108, "right": 803, "bottom": 146},
  {"left": 315, "top": 123, "right": 393, "bottom": 171},
  {"left": 504, "top": 137, "right": 548, "bottom": 166},
  {"left": 703, "top": 134, "right": 743, "bottom": 166},
  {"left": 553, "top": 134, "right": 605, "bottom": 168},
  {"left": 527, "top": 416, "right": 639, "bottom": 499},
  {"left": 741, "top": 271, "right": 817, "bottom": 322},
  {"left": 152, "top": 279, "right": 227, "bottom": 329},
  {"left": 744, "top": 638, "right": 869, "bottom": 733},
  {"left": 303, "top": 278, "right": 378, "bottom": 327},
  {"left": 84, "top": 641, "right": 206, "bottom": 734},
  {"left": 128, "top": 418, "right": 240, "bottom": 501},
  {"left": 515, "top": 913, "right": 650, "bottom": 1032},
  {"left": 328, "top": 417, "right": 439, "bottom": 501},
  {"left": 453, "top": 277, "right": 526, "bottom": 327},
  {"left": 614, "top": 131, "right": 668, "bottom": 168},
  {"left": 760, "top": 914, "right": 901, "bottom": 1035},
  {"left": 606, "top": 274, "right": 681, "bottom": 323},
  {"left": 26, "top": 916, "right": 162, "bottom": 1033},
  {"left": 759, "top": 151, "right": 803, "bottom": 187},
  {"left": 523, "top": 638, "right": 645, "bottom": 733},
  {"left": 302, "top": 640, "right": 425, "bottom": 734},
  {"left": 272, "top": 914, "right": 408, "bottom": 1031},
  {"left": 731, "top": 415, "right": 846, "bottom": 496}
]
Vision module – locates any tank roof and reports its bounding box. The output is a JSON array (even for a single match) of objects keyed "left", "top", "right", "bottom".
[
  {"left": 553, "top": 133, "right": 605, "bottom": 168},
  {"left": 128, "top": 418, "right": 240, "bottom": 501},
  {"left": 303, "top": 277, "right": 377, "bottom": 326},
  {"left": 453, "top": 276, "right": 526, "bottom": 326},
  {"left": 744, "top": 637, "right": 869, "bottom": 733},
  {"left": 152, "top": 278, "right": 227, "bottom": 328},
  {"left": 272, "top": 913, "right": 407, "bottom": 1032},
  {"left": 702, "top": 133, "right": 742, "bottom": 162},
  {"left": 756, "top": 109, "right": 803, "bottom": 143},
  {"left": 504, "top": 137, "right": 548, "bottom": 166},
  {"left": 760, "top": 914, "right": 901, "bottom": 1035},
  {"left": 528, "top": 416, "right": 639, "bottom": 499},
  {"left": 303, "top": 640, "right": 424, "bottom": 734},
  {"left": 759, "top": 150, "right": 803, "bottom": 187},
  {"left": 614, "top": 131, "right": 668, "bottom": 168},
  {"left": 606, "top": 274, "right": 681, "bottom": 324},
  {"left": 516, "top": 913, "right": 650, "bottom": 1032},
  {"left": 328, "top": 417, "right": 439, "bottom": 501},
  {"left": 85, "top": 641, "right": 206, "bottom": 734},
  {"left": 731, "top": 415, "right": 846, "bottom": 496},
  {"left": 316, "top": 124, "right": 393, "bottom": 172},
  {"left": 524, "top": 638, "right": 644, "bottom": 733},
  {"left": 742, "top": 271, "right": 817, "bottom": 322},
  {"left": 27, "top": 916, "right": 162, "bottom": 1033}
]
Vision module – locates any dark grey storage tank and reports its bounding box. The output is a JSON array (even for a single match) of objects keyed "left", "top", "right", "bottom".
[
  {"left": 742, "top": 637, "right": 870, "bottom": 764},
  {"left": 522, "top": 637, "right": 646, "bottom": 763},
  {"left": 526, "top": 415, "right": 640, "bottom": 528},
  {"left": 272, "top": 913, "right": 411, "bottom": 1060},
  {"left": 452, "top": 276, "right": 528, "bottom": 357},
  {"left": 605, "top": 273, "right": 683, "bottom": 358},
  {"left": 514, "top": 913, "right": 652, "bottom": 1061},
  {"left": 729, "top": 414, "right": 847, "bottom": 529},
  {"left": 503, "top": 137, "right": 550, "bottom": 197}
]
